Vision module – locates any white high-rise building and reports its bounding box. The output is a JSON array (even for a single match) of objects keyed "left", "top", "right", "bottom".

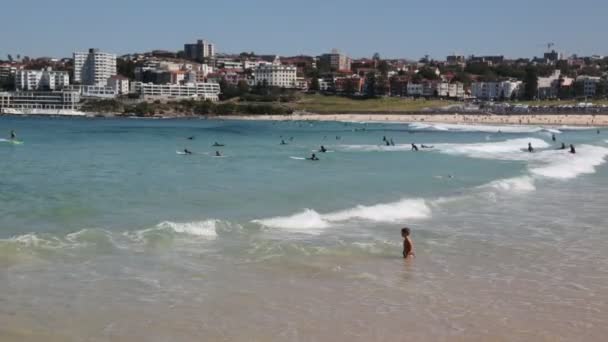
[
  {"left": 471, "top": 80, "right": 522, "bottom": 100},
  {"left": 73, "top": 49, "right": 117, "bottom": 86},
  {"left": 254, "top": 65, "right": 297, "bottom": 88},
  {"left": 15, "top": 68, "right": 70, "bottom": 90}
]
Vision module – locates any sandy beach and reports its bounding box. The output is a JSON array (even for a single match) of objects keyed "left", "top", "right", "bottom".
[{"left": 217, "top": 113, "right": 608, "bottom": 126}]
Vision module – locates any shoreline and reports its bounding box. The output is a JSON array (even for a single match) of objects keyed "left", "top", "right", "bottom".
[
  {"left": 215, "top": 113, "right": 608, "bottom": 126},
  {"left": 3, "top": 112, "right": 608, "bottom": 126}
]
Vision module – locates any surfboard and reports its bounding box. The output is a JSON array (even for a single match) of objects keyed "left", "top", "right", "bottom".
[
  {"left": 0, "top": 139, "right": 23, "bottom": 145},
  {"left": 290, "top": 156, "right": 305, "bottom": 160}
]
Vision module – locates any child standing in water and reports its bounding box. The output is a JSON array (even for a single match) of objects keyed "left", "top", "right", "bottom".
[{"left": 402, "top": 227, "right": 415, "bottom": 259}]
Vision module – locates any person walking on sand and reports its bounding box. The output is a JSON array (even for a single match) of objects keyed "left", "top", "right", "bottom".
[{"left": 402, "top": 227, "right": 415, "bottom": 259}]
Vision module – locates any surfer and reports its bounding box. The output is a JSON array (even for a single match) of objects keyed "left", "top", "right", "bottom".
[
  {"left": 411, "top": 143, "right": 419, "bottom": 151},
  {"left": 307, "top": 153, "right": 319, "bottom": 161},
  {"left": 527, "top": 142, "right": 534, "bottom": 153},
  {"left": 390, "top": 139, "right": 395, "bottom": 146},
  {"left": 10, "top": 130, "right": 16, "bottom": 140},
  {"left": 385, "top": 140, "right": 391, "bottom": 146},
  {"left": 183, "top": 148, "right": 193, "bottom": 155},
  {"left": 212, "top": 142, "right": 224, "bottom": 147},
  {"left": 382, "top": 136, "right": 387, "bottom": 142},
  {"left": 570, "top": 144, "right": 576, "bottom": 154},
  {"left": 215, "top": 151, "right": 222, "bottom": 157},
  {"left": 402, "top": 227, "right": 415, "bottom": 260},
  {"left": 280, "top": 140, "right": 287, "bottom": 145},
  {"left": 187, "top": 136, "right": 195, "bottom": 140},
  {"left": 552, "top": 134, "right": 556, "bottom": 142},
  {"left": 559, "top": 142, "right": 566, "bottom": 150},
  {"left": 319, "top": 145, "right": 327, "bottom": 153}
]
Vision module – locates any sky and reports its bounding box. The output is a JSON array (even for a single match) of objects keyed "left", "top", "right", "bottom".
[{"left": 0, "top": 0, "right": 606, "bottom": 60}]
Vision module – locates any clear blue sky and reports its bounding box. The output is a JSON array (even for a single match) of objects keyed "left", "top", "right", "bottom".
[{"left": 0, "top": 0, "right": 606, "bottom": 60}]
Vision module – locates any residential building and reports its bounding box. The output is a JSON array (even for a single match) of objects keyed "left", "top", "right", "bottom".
[
  {"left": 0, "top": 64, "right": 21, "bottom": 82},
  {"left": 254, "top": 65, "right": 297, "bottom": 88},
  {"left": 468, "top": 55, "right": 505, "bottom": 65},
  {"left": 15, "top": 68, "right": 69, "bottom": 91},
  {"left": 334, "top": 76, "right": 364, "bottom": 94},
  {"left": 131, "top": 82, "right": 221, "bottom": 101},
  {"left": 448, "top": 82, "right": 466, "bottom": 99},
  {"left": 73, "top": 49, "right": 117, "bottom": 86},
  {"left": 320, "top": 50, "right": 352, "bottom": 72},
  {"left": 107, "top": 75, "right": 130, "bottom": 95},
  {"left": 471, "top": 80, "right": 522, "bottom": 100},
  {"left": 446, "top": 55, "right": 466, "bottom": 65},
  {"left": 537, "top": 70, "right": 566, "bottom": 99},
  {"left": 0, "top": 91, "right": 81, "bottom": 113},
  {"left": 184, "top": 39, "right": 215, "bottom": 62},
  {"left": 318, "top": 79, "right": 332, "bottom": 92},
  {"left": 407, "top": 83, "right": 424, "bottom": 97},
  {"left": 576, "top": 76, "right": 601, "bottom": 97}
]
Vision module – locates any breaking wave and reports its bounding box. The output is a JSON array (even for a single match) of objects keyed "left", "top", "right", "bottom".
[
  {"left": 408, "top": 122, "right": 561, "bottom": 134},
  {"left": 254, "top": 199, "right": 431, "bottom": 233}
]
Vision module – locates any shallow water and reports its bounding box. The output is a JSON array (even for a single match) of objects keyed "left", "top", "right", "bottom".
[{"left": 1, "top": 117, "right": 607, "bottom": 341}]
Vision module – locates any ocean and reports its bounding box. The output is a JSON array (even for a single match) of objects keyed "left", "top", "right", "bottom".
[{"left": 1, "top": 116, "right": 607, "bottom": 341}]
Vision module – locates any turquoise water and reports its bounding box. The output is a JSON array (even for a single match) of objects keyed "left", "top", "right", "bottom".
[{"left": 1, "top": 117, "right": 608, "bottom": 341}]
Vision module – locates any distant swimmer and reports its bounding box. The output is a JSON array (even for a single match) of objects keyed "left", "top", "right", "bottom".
[
  {"left": 421, "top": 144, "right": 434, "bottom": 149},
  {"left": 319, "top": 145, "right": 327, "bottom": 153},
  {"left": 280, "top": 140, "right": 287, "bottom": 145},
  {"left": 559, "top": 142, "right": 566, "bottom": 150},
  {"left": 307, "top": 153, "right": 319, "bottom": 161},
  {"left": 383, "top": 136, "right": 387, "bottom": 142},
  {"left": 597, "top": 129, "right": 601, "bottom": 135},
  {"left": 385, "top": 140, "right": 391, "bottom": 146},
  {"left": 10, "top": 130, "right": 16, "bottom": 140},
  {"left": 552, "top": 134, "right": 556, "bottom": 142},
  {"left": 570, "top": 144, "right": 576, "bottom": 154},
  {"left": 336, "top": 136, "right": 341, "bottom": 140},
  {"left": 183, "top": 148, "right": 193, "bottom": 155},
  {"left": 390, "top": 139, "right": 395, "bottom": 146},
  {"left": 527, "top": 142, "right": 534, "bottom": 153},
  {"left": 411, "top": 144, "right": 419, "bottom": 151},
  {"left": 215, "top": 151, "right": 222, "bottom": 157},
  {"left": 212, "top": 142, "right": 224, "bottom": 147},
  {"left": 402, "top": 227, "right": 415, "bottom": 260},
  {"left": 187, "top": 136, "right": 195, "bottom": 140}
]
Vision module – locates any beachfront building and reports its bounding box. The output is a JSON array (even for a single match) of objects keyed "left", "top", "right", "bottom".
[
  {"left": 407, "top": 83, "right": 424, "bottom": 97},
  {"left": 73, "top": 49, "right": 117, "bottom": 86},
  {"left": 319, "top": 49, "right": 352, "bottom": 72},
  {"left": 471, "top": 80, "right": 522, "bottom": 100},
  {"left": 0, "top": 64, "right": 21, "bottom": 83},
  {"left": 576, "top": 76, "right": 601, "bottom": 97},
  {"left": 184, "top": 39, "right": 215, "bottom": 62},
  {"left": 254, "top": 65, "right": 297, "bottom": 88},
  {"left": 0, "top": 91, "right": 81, "bottom": 113},
  {"left": 537, "top": 70, "right": 564, "bottom": 99},
  {"left": 131, "top": 82, "right": 221, "bottom": 101},
  {"left": 107, "top": 75, "right": 130, "bottom": 95},
  {"left": 65, "top": 85, "right": 117, "bottom": 98},
  {"left": 15, "top": 68, "right": 69, "bottom": 91}
]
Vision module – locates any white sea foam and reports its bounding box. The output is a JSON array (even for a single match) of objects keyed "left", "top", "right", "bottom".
[
  {"left": 155, "top": 220, "right": 219, "bottom": 239},
  {"left": 479, "top": 176, "right": 536, "bottom": 193},
  {"left": 435, "top": 138, "right": 550, "bottom": 158},
  {"left": 436, "top": 138, "right": 608, "bottom": 180},
  {"left": 338, "top": 144, "right": 413, "bottom": 152},
  {"left": 530, "top": 145, "right": 608, "bottom": 179},
  {"left": 254, "top": 199, "right": 431, "bottom": 233},
  {"left": 408, "top": 122, "right": 560, "bottom": 134}
]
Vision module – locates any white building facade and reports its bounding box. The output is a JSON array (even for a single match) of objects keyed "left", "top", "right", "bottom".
[
  {"left": 471, "top": 80, "right": 522, "bottom": 100},
  {"left": 576, "top": 76, "right": 601, "bottom": 97},
  {"left": 74, "top": 49, "right": 117, "bottom": 86},
  {"left": 107, "top": 76, "right": 130, "bottom": 95},
  {"left": 254, "top": 65, "right": 297, "bottom": 88},
  {"left": 15, "top": 69, "right": 69, "bottom": 91},
  {"left": 132, "top": 82, "right": 221, "bottom": 101}
]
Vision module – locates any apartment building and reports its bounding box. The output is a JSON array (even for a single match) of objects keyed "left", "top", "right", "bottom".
[
  {"left": 73, "top": 49, "right": 117, "bottom": 86},
  {"left": 15, "top": 68, "right": 69, "bottom": 91},
  {"left": 471, "top": 80, "right": 522, "bottom": 100},
  {"left": 254, "top": 65, "right": 297, "bottom": 88},
  {"left": 576, "top": 76, "right": 602, "bottom": 97},
  {"left": 184, "top": 39, "right": 215, "bottom": 62},
  {"left": 320, "top": 50, "right": 352, "bottom": 72},
  {"left": 131, "top": 82, "right": 221, "bottom": 101},
  {"left": 0, "top": 91, "right": 80, "bottom": 111},
  {"left": 107, "top": 75, "right": 130, "bottom": 95}
]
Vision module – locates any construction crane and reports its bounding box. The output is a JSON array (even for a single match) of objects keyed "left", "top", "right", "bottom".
[{"left": 547, "top": 42, "right": 555, "bottom": 52}]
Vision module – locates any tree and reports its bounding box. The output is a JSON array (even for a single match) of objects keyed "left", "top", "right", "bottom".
[
  {"left": 117, "top": 58, "right": 136, "bottom": 79},
  {"left": 237, "top": 80, "right": 250, "bottom": 95},
  {"left": 310, "top": 77, "right": 320, "bottom": 92},
  {"left": 365, "top": 72, "right": 377, "bottom": 97},
  {"left": 574, "top": 81, "right": 585, "bottom": 98},
  {"left": 377, "top": 60, "right": 390, "bottom": 77},
  {"left": 417, "top": 67, "right": 440, "bottom": 80},
  {"left": 523, "top": 66, "right": 538, "bottom": 100}
]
